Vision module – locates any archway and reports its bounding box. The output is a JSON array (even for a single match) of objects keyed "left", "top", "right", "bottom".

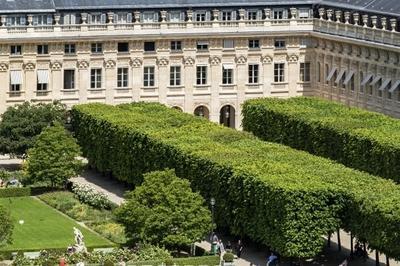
[
  {"left": 220, "top": 105, "right": 235, "bottom": 128},
  {"left": 194, "top": 105, "right": 209, "bottom": 119},
  {"left": 171, "top": 106, "right": 183, "bottom": 112}
]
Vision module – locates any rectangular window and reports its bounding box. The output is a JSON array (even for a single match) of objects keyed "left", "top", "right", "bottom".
[
  {"left": 197, "top": 41, "right": 209, "bottom": 51},
  {"left": 168, "top": 11, "right": 182, "bottom": 22},
  {"left": 274, "top": 63, "right": 285, "bottom": 83},
  {"left": 10, "top": 45, "right": 22, "bottom": 55},
  {"left": 300, "top": 62, "right": 311, "bottom": 82},
  {"left": 91, "top": 43, "right": 103, "bottom": 53},
  {"left": 248, "top": 64, "right": 259, "bottom": 84},
  {"left": 195, "top": 12, "right": 206, "bottom": 22},
  {"left": 64, "top": 70, "right": 75, "bottom": 89},
  {"left": 223, "top": 40, "right": 234, "bottom": 49},
  {"left": 142, "top": 12, "right": 157, "bottom": 23},
  {"left": 170, "top": 66, "right": 181, "bottom": 86},
  {"left": 118, "top": 42, "right": 129, "bottom": 53},
  {"left": 117, "top": 68, "right": 128, "bottom": 88},
  {"left": 10, "top": 84, "right": 20, "bottom": 92},
  {"left": 249, "top": 39, "right": 260, "bottom": 49},
  {"left": 33, "top": 14, "right": 52, "bottom": 25},
  {"left": 222, "top": 65, "right": 234, "bottom": 85},
  {"left": 299, "top": 9, "right": 310, "bottom": 18},
  {"left": 37, "top": 45, "right": 48, "bottom": 55},
  {"left": 247, "top": 11, "right": 257, "bottom": 20},
  {"left": 273, "top": 9, "right": 286, "bottom": 20},
  {"left": 171, "top": 41, "right": 182, "bottom": 51},
  {"left": 37, "top": 70, "right": 49, "bottom": 91},
  {"left": 274, "top": 40, "right": 286, "bottom": 49},
  {"left": 90, "top": 69, "right": 102, "bottom": 89},
  {"left": 144, "top": 66, "right": 155, "bottom": 87},
  {"left": 10, "top": 70, "right": 22, "bottom": 92},
  {"left": 64, "top": 44, "right": 75, "bottom": 54},
  {"left": 116, "top": 13, "right": 132, "bottom": 24},
  {"left": 222, "top": 11, "right": 233, "bottom": 21},
  {"left": 196, "top": 66, "right": 207, "bottom": 85},
  {"left": 144, "top": 42, "right": 156, "bottom": 52}
]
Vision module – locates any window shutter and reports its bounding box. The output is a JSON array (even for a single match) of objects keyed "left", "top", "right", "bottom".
[
  {"left": 257, "top": 10, "right": 262, "bottom": 20},
  {"left": 87, "top": 14, "right": 92, "bottom": 24},
  {"left": 6, "top": 17, "right": 12, "bottom": 26},
  {"left": 33, "top": 16, "right": 39, "bottom": 26},
  {"left": 127, "top": 13, "right": 132, "bottom": 23},
  {"left": 232, "top": 11, "right": 237, "bottom": 20},
  {"left": 101, "top": 13, "right": 107, "bottom": 24},
  {"left": 205, "top": 11, "right": 211, "bottom": 21},
  {"left": 283, "top": 10, "right": 288, "bottom": 19},
  {"left": 140, "top": 13, "right": 144, "bottom": 22},
  {"left": 244, "top": 11, "right": 248, "bottom": 20},
  {"left": 154, "top": 12, "right": 159, "bottom": 22},
  {"left": 180, "top": 12, "right": 185, "bottom": 22},
  {"left": 20, "top": 16, "right": 26, "bottom": 25},
  {"left": 47, "top": 15, "right": 53, "bottom": 25},
  {"left": 70, "top": 14, "right": 76, "bottom": 24}
]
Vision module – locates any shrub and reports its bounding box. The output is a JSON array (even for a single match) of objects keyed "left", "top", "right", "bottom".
[
  {"left": 0, "top": 187, "right": 30, "bottom": 198},
  {"left": 38, "top": 191, "right": 79, "bottom": 212},
  {"left": 71, "top": 102, "right": 400, "bottom": 259},
  {"left": 242, "top": 97, "right": 400, "bottom": 182},
  {"left": 71, "top": 183, "right": 114, "bottom": 209},
  {"left": 136, "top": 245, "right": 173, "bottom": 262},
  {"left": 90, "top": 222, "right": 126, "bottom": 244},
  {"left": 223, "top": 252, "right": 234, "bottom": 262}
]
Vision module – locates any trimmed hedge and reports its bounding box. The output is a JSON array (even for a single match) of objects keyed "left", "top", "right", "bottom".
[
  {"left": 0, "top": 187, "right": 30, "bottom": 198},
  {"left": 72, "top": 103, "right": 400, "bottom": 259},
  {"left": 242, "top": 97, "right": 400, "bottom": 182},
  {"left": 131, "top": 255, "right": 220, "bottom": 266}
]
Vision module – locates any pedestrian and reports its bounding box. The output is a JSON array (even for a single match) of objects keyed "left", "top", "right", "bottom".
[
  {"left": 218, "top": 239, "right": 225, "bottom": 255},
  {"left": 237, "top": 239, "right": 243, "bottom": 258},
  {"left": 267, "top": 252, "right": 278, "bottom": 266},
  {"left": 226, "top": 241, "right": 232, "bottom": 251}
]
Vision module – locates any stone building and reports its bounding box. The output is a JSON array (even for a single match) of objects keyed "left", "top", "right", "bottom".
[{"left": 0, "top": 0, "right": 399, "bottom": 128}]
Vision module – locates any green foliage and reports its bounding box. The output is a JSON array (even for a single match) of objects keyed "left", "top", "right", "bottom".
[
  {"left": 71, "top": 102, "right": 400, "bottom": 259},
  {"left": 242, "top": 96, "right": 400, "bottom": 182},
  {"left": 24, "top": 123, "right": 83, "bottom": 188},
  {"left": 115, "top": 170, "right": 212, "bottom": 250},
  {"left": 222, "top": 252, "right": 234, "bottom": 262},
  {"left": 0, "top": 169, "right": 23, "bottom": 182},
  {"left": 133, "top": 255, "right": 220, "bottom": 266},
  {"left": 136, "top": 244, "right": 173, "bottom": 262},
  {"left": 12, "top": 252, "right": 32, "bottom": 266},
  {"left": 0, "top": 187, "right": 31, "bottom": 198},
  {"left": 0, "top": 101, "right": 67, "bottom": 157},
  {"left": 0, "top": 204, "right": 13, "bottom": 247},
  {"left": 90, "top": 222, "right": 126, "bottom": 245}
]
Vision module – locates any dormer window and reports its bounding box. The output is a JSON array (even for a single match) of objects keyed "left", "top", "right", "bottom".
[
  {"left": 116, "top": 12, "right": 133, "bottom": 24},
  {"left": 273, "top": 9, "right": 288, "bottom": 20},
  {"left": 299, "top": 9, "right": 310, "bottom": 19},
  {"left": 6, "top": 16, "right": 26, "bottom": 26},
  {"left": 195, "top": 11, "right": 211, "bottom": 22},
  {"left": 168, "top": 11, "right": 184, "bottom": 22},
  {"left": 88, "top": 13, "right": 106, "bottom": 24},
  {"left": 33, "top": 15, "right": 52, "bottom": 26},
  {"left": 142, "top": 12, "right": 159, "bottom": 23},
  {"left": 221, "top": 11, "right": 236, "bottom": 21},
  {"left": 62, "top": 14, "right": 77, "bottom": 25}
]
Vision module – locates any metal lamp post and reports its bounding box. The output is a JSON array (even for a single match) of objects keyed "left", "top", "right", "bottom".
[
  {"left": 210, "top": 197, "right": 216, "bottom": 254},
  {"left": 210, "top": 197, "right": 215, "bottom": 229}
]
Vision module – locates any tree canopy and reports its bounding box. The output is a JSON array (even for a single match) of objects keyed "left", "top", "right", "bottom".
[
  {"left": 0, "top": 101, "right": 67, "bottom": 157},
  {"left": 24, "top": 123, "right": 83, "bottom": 188},
  {"left": 115, "top": 170, "right": 212, "bottom": 250}
]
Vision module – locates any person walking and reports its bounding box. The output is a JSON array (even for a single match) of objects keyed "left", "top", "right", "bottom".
[
  {"left": 267, "top": 253, "right": 278, "bottom": 266},
  {"left": 218, "top": 239, "right": 225, "bottom": 256},
  {"left": 237, "top": 239, "right": 243, "bottom": 258}
]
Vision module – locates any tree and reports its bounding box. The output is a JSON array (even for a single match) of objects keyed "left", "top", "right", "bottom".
[
  {"left": 0, "top": 204, "right": 13, "bottom": 247},
  {"left": 24, "top": 123, "right": 83, "bottom": 188},
  {"left": 115, "top": 170, "right": 212, "bottom": 250},
  {"left": 0, "top": 101, "right": 67, "bottom": 157}
]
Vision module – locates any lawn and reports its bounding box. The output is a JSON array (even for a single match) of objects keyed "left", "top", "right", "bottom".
[{"left": 0, "top": 197, "right": 113, "bottom": 251}]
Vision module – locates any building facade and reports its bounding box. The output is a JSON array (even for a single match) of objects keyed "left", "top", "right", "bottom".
[{"left": 0, "top": 0, "right": 399, "bottom": 128}]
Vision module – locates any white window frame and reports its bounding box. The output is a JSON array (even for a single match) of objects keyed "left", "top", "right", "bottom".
[
  {"left": 300, "top": 62, "right": 311, "bottom": 82},
  {"left": 170, "top": 65, "right": 181, "bottom": 86},
  {"left": 90, "top": 69, "right": 102, "bottom": 89},
  {"left": 143, "top": 66, "right": 155, "bottom": 87},
  {"left": 274, "top": 63, "right": 285, "bottom": 83},
  {"left": 248, "top": 64, "right": 259, "bottom": 84},
  {"left": 63, "top": 69, "right": 75, "bottom": 90},
  {"left": 196, "top": 65, "right": 207, "bottom": 85},
  {"left": 222, "top": 65, "right": 234, "bottom": 85},
  {"left": 117, "top": 67, "right": 129, "bottom": 88}
]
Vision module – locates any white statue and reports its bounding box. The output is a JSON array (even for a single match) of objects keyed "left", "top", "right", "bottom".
[{"left": 72, "top": 227, "right": 87, "bottom": 253}]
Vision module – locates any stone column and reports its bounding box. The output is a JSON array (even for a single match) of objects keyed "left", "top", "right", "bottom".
[
  {"left": 261, "top": 55, "right": 273, "bottom": 97},
  {"left": 0, "top": 63, "right": 8, "bottom": 114},
  {"left": 23, "top": 62, "right": 36, "bottom": 101},
  {"left": 104, "top": 59, "right": 116, "bottom": 104},
  {"left": 235, "top": 55, "right": 247, "bottom": 129},
  {"left": 288, "top": 55, "right": 299, "bottom": 97},
  {"left": 77, "top": 60, "right": 89, "bottom": 103},
  {"left": 130, "top": 57, "right": 142, "bottom": 102},
  {"left": 157, "top": 57, "right": 169, "bottom": 104},
  {"left": 50, "top": 61, "right": 63, "bottom": 100},
  {"left": 183, "top": 57, "right": 195, "bottom": 114},
  {"left": 209, "top": 55, "right": 221, "bottom": 123}
]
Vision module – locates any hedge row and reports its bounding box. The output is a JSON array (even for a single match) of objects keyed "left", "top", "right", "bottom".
[
  {"left": 71, "top": 103, "right": 400, "bottom": 259},
  {"left": 242, "top": 97, "right": 400, "bottom": 182},
  {"left": 132, "top": 255, "right": 220, "bottom": 266},
  {"left": 0, "top": 187, "right": 30, "bottom": 198}
]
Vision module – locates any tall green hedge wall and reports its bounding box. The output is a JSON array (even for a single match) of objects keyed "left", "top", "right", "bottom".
[
  {"left": 71, "top": 103, "right": 400, "bottom": 259},
  {"left": 242, "top": 97, "right": 400, "bottom": 182}
]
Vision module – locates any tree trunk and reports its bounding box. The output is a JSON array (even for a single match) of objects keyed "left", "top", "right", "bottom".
[
  {"left": 327, "top": 233, "right": 331, "bottom": 248},
  {"left": 386, "top": 256, "right": 390, "bottom": 266},
  {"left": 337, "top": 228, "right": 341, "bottom": 251},
  {"left": 376, "top": 250, "right": 379, "bottom": 266},
  {"left": 350, "top": 232, "right": 353, "bottom": 256}
]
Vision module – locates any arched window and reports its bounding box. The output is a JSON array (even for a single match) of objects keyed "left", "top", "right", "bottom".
[
  {"left": 219, "top": 105, "right": 235, "bottom": 128},
  {"left": 194, "top": 106, "right": 209, "bottom": 119}
]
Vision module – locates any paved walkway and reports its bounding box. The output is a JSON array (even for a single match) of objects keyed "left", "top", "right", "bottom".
[{"left": 0, "top": 156, "right": 398, "bottom": 265}]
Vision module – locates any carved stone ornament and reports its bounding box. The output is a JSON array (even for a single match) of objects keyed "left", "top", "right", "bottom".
[
  {"left": 130, "top": 57, "right": 142, "bottom": 68},
  {"left": 77, "top": 60, "right": 89, "bottom": 69},
  {"left": 51, "top": 61, "right": 62, "bottom": 71},
  {"left": 209, "top": 56, "right": 221, "bottom": 65},
  {"left": 0, "top": 62, "right": 8, "bottom": 72},
  {"left": 261, "top": 55, "right": 273, "bottom": 64},
  {"left": 235, "top": 55, "right": 247, "bottom": 64},
  {"left": 157, "top": 57, "right": 169, "bottom": 67},
  {"left": 104, "top": 59, "right": 116, "bottom": 69},
  {"left": 24, "top": 62, "right": 36, "bottom": 71},
  {"left": 183, "top": 57, "right": 195, "bottom": 66},
  {"left": 288, "top": 54, "right": 299, "bottom": 63}
]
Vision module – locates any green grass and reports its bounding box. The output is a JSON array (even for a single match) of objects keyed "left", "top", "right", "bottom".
[{"left": 0, "top": 197, "right": 113, "bottom": 252}]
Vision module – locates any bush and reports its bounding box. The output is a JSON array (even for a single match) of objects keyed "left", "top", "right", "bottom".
[
  {"left": 71, "top": 183, "right": 114, "bottom": 209},
  {"left": 133, "top": 255, "right": 220, "bottom": 266},
  {"left": 90, "top": 222, "right": 126, "bottom": 244},
  {"left": 222, "top": 252, "right": 234, "bottom": 262},
  {"left": 0, "top": 187, "right": 30, "bottom": 198},
  {"left": 242, "top": 97, "right": 400, "bottom": 182},
  {"left": 38, "top": 191, "right": 79, "bottom": 212},
  {"left": 71, "top": 102, "right": 400, "bottom": 259}
]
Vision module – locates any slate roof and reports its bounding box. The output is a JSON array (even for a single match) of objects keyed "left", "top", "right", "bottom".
[{"left": 0, "top": 0, "right": 399, "bottom": 17}]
